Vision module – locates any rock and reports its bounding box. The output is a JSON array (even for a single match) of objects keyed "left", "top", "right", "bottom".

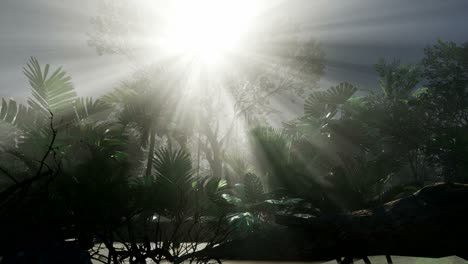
[{"left": 199, "top": 183, "right": 468, "bottom": 262}]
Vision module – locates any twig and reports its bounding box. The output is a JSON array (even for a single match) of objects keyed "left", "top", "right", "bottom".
[
  {"left": 35, "top": 110, "right": 58, "bottom": 178},
  {"left": 0, "top": 166, "right": 18, "bottom": 184},
  {"left": 0, "top": 109, "right": 58, "bottom": 209}
]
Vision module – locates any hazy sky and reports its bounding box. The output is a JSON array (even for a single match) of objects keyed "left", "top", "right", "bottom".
[{"left": 0, "top": 0, "right": 467, "bottom": 100}]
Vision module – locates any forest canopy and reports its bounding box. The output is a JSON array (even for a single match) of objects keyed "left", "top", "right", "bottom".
[{"left": 0, "top": 1, "right": 467, "bottom": 263}]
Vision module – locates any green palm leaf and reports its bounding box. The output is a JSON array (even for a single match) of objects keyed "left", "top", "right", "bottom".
[
  {"left": 152, "top": 147, "right": 194, "bottom": 213},
  {"left": 304, "top": 82, "right": 357, "bottom": 118},
  {"left": 0, "top": 98, "right": 41, "bottom": 131},
  {"left": 244, "top": 172, "right": 264, "bottom": 203},
  {"left": 304, "top": 95, "right": 328, "bottom": 118},
  {"left": 23, "top": 57, "right": 77, "bottom": 117},
  {"left": 0, "top": 98, "right": 18, "bottom": 124},
  {"left": 250, "top": 127, "right": 291, "bottom": 184},
  {"left": 73, "top": 97, "right": 110, "bottom": 121},
  {"left": 102, "top": 87, "right": 137, "bottom": 105},
  {"left": 325, "top": 82, "right": 357, "bottom": 104},
  {"left": 153, "top": 147, "right": 193, "bottom": 183}
]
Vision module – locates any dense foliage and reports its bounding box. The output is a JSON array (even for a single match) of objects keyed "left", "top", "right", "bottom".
[{"left": 0, "top": 40, "right": 467, "bottom": 263}]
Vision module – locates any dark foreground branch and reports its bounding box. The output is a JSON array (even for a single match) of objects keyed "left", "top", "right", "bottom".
[{"left": 0, "top": 110, "right": 58, "bottom": 207}]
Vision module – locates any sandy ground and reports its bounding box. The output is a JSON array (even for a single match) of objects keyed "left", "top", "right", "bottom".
[
  {"left": 90, "top": 243, "right": 466, "bottom": 264},
  {"left": 91, "top": 255, "right": 466, "bottom": 264}
]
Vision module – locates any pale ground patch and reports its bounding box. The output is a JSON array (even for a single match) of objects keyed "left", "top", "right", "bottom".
[{"left": 91, "top": 243, "right": 466, "bottom": 264}]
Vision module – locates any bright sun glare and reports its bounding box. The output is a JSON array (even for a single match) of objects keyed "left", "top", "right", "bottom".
[{"left": 162, "top": 0, "right": 257, "bottom": 65}]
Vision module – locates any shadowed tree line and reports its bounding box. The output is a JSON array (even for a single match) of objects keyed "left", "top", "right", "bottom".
[{"left": 0, "top": 39, "right": 467, "bottom": 263}]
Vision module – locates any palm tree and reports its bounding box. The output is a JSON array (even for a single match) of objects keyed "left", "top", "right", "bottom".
[
  {"left": 0, "top": 57, "right": 115, "bottom": 181},
  {"left": 102, "top": 75, "right": 190, "bottom": 179}
]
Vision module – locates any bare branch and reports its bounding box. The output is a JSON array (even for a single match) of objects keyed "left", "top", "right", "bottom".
[
  {"left": 35, "top": 110, "right": 58, "bottom": 178},
  {"left": 0, "top": 166, "right": 18, "bottom": 184},
  {"left": 0, "top": 109, "right": 58, "bottom": 204}
]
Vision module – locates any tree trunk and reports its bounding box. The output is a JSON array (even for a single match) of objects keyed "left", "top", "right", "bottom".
[
  {"left": 203, "top": 123, "right": 223, "bottom": 178},
  {"left": 145, "top": 125, "right": 156, "bottom": 178},
  {"left": 408, "top": 152, "right": 419, "bottom": 184}
]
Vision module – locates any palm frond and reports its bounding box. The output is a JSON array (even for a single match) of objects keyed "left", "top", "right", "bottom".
[
  {"left": 325, "top": 82, "right": 357, "bottom": 104},
  {"left": 152, "top": 147, "right": 194, "bottom": 213},
  {"left": 73, "top": 97, "right": 111, "bottom": 121},
  {"left": 304, "top": 82, "right": 357, "bottom": 118},
  {"left": 23, "top": 57, "right": 77, "bottom": 117},
  {"left": 0, "top": 98, "right": 17, "bottom": 124},
  {"left": 58, "top": 121, "right": 128, "bottom": 154},
  {"left": 224, "top": 154, "right": 250, "bottom": 179},
  {"left": 102, "top": 87, "right": 137, "bottom": 105},
  {"left": 243, "top": 172, "right": 264, "bottom": 203},
  {"left": 153, "top": 147, "right": 193, "bottom": 183},
  {"left": 119, "top": 102, "right": 153, "bottom": 147},
  {"left": 250, "top": 126, "right": 291, "bottom": 178},
  {"left": 375, "top": 59, "right": 421, "bottom": 99},
  {"left": 304, "top": 95, "right": 328, "bottom": 118},
  {"left": 0, "top": 98, "right": 41, "bottom": 131}
]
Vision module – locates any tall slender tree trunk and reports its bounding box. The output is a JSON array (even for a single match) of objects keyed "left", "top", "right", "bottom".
[
  {"left": 197, "top": 135, "right": 202, "bottom": 178},
  {"left": 146, "top": 125, "right": 157, "bottom": 177},
  {"left": 211, "top": 144, "right": 223, "bottom": 178},
  {"left": 408, "top": 152, "right": 419, "bottom": 184},
  {"left": 204, "top": 126, "right": 223, "bottom": 178}
]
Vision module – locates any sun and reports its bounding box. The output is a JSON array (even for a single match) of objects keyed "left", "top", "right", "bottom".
[{"left": 161, "top": 0, "right": 257, "bottom": 65}]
